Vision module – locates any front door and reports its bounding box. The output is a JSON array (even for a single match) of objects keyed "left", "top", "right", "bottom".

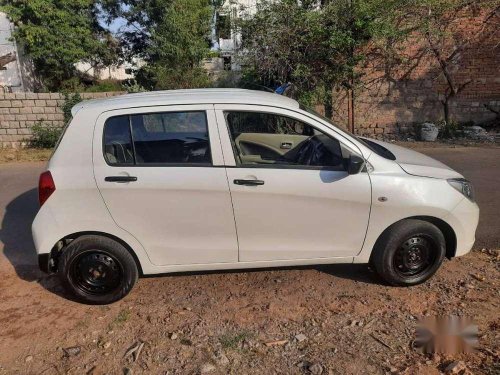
[
  {"left": 215, "top": 106, "right": 371, "bottom": 262},
  {"left": 93, "top": 106, "right": 238, "bottom": 266}
]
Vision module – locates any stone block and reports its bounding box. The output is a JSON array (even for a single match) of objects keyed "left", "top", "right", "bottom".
[{"left": 32, "top": 107, "right": 44, "bottom": 114}]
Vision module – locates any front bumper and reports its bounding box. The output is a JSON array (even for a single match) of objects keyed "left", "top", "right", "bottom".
[
  {"left": 38, "top": 253, "right": 51, "bottom": 273},
  {"left": 447, "top": 198, "right": 480, "bottom": 257}
]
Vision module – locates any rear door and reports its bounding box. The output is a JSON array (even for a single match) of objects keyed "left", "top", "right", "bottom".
[
  {"left": 215, "top": 105, "right": 372, "bottom": 262},
  {"left": 93, "top": 105, "right": 238, "bottom": 266}
]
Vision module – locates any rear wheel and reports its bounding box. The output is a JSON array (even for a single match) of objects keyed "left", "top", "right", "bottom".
[
  {"left": 58, "top": 235, "right": 138, "bottom": 304},
  {"left": 371, "top": 219, "right": 446, "bottom": 286}
]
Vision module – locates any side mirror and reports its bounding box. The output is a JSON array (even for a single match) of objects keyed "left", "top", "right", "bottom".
[{"left": 348, "top": 155, "right": 365, "bottom": 175}]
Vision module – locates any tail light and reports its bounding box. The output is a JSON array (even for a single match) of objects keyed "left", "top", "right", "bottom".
[{"left": 39, "top": 171, "right": 56, "bottom": 207}]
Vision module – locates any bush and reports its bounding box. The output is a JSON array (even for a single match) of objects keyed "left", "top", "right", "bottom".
[
  {"left": 30, "top": 122, "right": 63, "bottom": 149},
  {"left": 84, "top": 80, "right": 123, "bottom": 93},
  {"left": 62, "top": 92, "right": 82, "bottom": 125}
]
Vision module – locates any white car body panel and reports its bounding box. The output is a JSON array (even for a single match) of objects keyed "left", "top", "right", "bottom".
[
  {"left": 364, "top": 139, "right": 464, "bottom": 179},
  {"left": 214, "top": 105, "right": 371, "bottom": 261},
  {"left": 31, "top": 89, "right": 479, "bottom": 276}
]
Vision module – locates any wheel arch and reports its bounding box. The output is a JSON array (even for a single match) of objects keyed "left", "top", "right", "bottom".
[
  {"left": 48, "top": 231, "right": 144, "bottom": 275},
  {"left": 369, "top": 216, "right": 457, "bottom": 263}
]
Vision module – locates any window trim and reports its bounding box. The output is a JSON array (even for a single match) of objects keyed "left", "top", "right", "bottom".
[
  {"left": 223, "top": 110, "right": 348, "bottom": 172},
  {"left": 102, "top": 110, "right": 213, "bottom": 167}
]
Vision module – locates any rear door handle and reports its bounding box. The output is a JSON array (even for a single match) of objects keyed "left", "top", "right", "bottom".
[
  {"left": 105, "top": 176, "right": 137, "bottom": 183},
  {"left": 234, "top": 179, "right": 265, "bottom": 186}
]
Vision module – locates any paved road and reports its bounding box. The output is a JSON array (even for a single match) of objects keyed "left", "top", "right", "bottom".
[
  {"left": 0, "top": 146, "right": 498, "bottom": 276},
  {"left": 418, "top": 146, "right": 499, "bottom": 250},
  {"left": 0, "top": 162, "right": 45, "bottom": 280}
]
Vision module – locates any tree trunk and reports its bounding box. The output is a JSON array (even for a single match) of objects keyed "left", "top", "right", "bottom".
[
  {"left": 324, "top": 86, "right": 333, "bottom": 119},
  {"left": 443, "top": 97, "right": 450, "bottom": 125},
  {"left": 0, "top": 52, "right": 16, "bottom": 68},
  {"left": 347, "top": 86, "right": 355, "bottom": 133}
]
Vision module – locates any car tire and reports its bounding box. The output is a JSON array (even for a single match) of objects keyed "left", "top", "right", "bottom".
[
  {"left": 371, "top": 219, "right": 446, "bottom": 286},
  {"left": 58, "top": 235, "right": 138, "bottom": 304}
]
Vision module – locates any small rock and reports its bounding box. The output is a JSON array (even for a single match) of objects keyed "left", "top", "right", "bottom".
[
  {"left": 444, "top": 361, "right": 466, "bottom": 374},
  {"left": 123, "top": 368, "right": 133, "bottom": 375},
  {"left": 214, "top": 350, "right": 229, "bottom": 366},
  {"left": 295, "top": 333, "right": 307, "bottom": 342},
  {"left": 308, "top": 362, "right": 324, "bottom": 375},
  {"left": 170, "top": 332, "right": 178, "bottom": 340},
  {"left": 200, "top": 363, "right": 216, "bottom": 374},
  {"left": 63, "top": 346, "right": 81, "bottom": 357},
  {"left": 24, "top": 355, "right": 33, "bottom": 363},
  {"left": 264, "top": 339, "right": 288, "bottom": 347},
  {"left": 471, "top": 273, "right": 485, "bottom": 282},
  {"left": 103, "top": 342, "right": 111, "bottom": 349}
]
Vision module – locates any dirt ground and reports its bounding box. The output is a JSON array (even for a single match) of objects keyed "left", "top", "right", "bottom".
[{"left": 0, "top": 146, "right": 498, "bottom": 375}]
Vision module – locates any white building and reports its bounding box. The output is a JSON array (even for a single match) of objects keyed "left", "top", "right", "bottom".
[
  {"left": 209, "top": 0, "right": 258, "bottom": 72},
  {"left": 0, "top": 12, "right": 26, "bottom": 92}
]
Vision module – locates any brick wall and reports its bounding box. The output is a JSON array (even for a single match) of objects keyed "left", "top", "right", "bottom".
[
  {"left": 0, "top": 92, "right": 124, "bottom": 148},
  {"left": 331, "top": 8, "right": 500, "bottom": 138}
]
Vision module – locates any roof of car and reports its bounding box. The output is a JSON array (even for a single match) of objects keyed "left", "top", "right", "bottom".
[{"left": 72, "top": 88, "right": 300, "bottom": 116}]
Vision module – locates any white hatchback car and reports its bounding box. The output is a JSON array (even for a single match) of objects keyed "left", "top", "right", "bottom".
[{"left": 32, "top": 89, "right": 479, "bottom": 304}]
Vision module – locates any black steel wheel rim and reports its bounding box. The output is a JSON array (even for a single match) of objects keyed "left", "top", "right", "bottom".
[
  {"left": 70, "top": 251, "right": 123, "bottom": 295},
  {"left": 393, "top": 236, "right": 436, "bottom": 277}
]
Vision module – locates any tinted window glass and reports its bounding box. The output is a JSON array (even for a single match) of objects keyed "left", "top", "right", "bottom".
[
  {"left": 225, "top": 111, "right": 346, "bottom": 170},
  {"left": 131, "top": 111, "right": 211, "bottom": 164},
  {"left": 104, "top": 115, "right": 134, "bottom": 165}
]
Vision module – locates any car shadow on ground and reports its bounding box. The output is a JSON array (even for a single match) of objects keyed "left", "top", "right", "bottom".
[
  {"left": 1, "top": 188, "right": 40, "bottom": 281},
  {"left": 143, "top": 263, "right": 381, "bottom": 285},
  {"left": 0, "top": 188, "right": 71, "bottom": 298},
  {"left": 0, "top": 188, "right": 381, "bottom": 303}
]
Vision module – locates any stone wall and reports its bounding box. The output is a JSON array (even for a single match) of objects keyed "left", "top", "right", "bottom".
[{"left": 0, "top": 92, "right": 124, "bottom": 148}]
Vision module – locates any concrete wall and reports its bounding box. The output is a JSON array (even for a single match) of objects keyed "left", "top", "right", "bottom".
[{"left": 0, "top": 92, "right": 124, "bottom": 148}]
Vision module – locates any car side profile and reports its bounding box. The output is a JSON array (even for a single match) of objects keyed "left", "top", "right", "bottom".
[{"left": 32, "top": 89, "right": 479, "bottom": 304}]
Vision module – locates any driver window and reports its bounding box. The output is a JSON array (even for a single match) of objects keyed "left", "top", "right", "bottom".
[{"left": 225, "top": 111, "right": 347, "bottom": 170}]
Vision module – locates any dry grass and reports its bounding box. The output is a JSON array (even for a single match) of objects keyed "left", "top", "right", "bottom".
[{"left": 0, "top": 148, "right": 52, "bottom": 164}]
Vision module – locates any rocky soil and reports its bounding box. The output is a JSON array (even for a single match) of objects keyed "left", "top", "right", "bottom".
[{"left": 0, "top": 249, "right": 498, "bottom": 375}]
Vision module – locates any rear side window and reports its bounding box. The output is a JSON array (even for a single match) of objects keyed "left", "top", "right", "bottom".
[{"left": 103, "top": 111, "right": 211, "bottom": 166}]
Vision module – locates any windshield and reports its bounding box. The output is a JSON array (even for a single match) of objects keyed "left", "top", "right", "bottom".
[{"left": 300, "top": 105, "right": 396, "bottom": 160}]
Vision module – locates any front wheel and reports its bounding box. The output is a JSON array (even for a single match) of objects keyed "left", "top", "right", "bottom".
[
  {"left": 371, "top": 219, "right": 446, "bottom": 286},
  {"left": 58, "top": 235, "right": 138, "bottom": 304}
]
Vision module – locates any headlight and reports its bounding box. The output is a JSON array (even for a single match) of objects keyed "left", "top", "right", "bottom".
[{"left": 447, "top": 178, "right": 475, "bottom": 202}]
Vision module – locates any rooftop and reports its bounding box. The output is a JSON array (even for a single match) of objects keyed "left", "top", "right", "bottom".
[{"left": 72, "top": 88, "right": 300, "bottom": 116}]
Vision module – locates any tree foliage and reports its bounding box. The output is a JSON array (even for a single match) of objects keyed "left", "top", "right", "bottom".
[
  {"left": 238, "top": 0, "right": 407, "bottom": 116},
  {"left": 1, "top": 0, "right": 118, "bottom": 91},
  {"left": 239, "top": 0, "right": 498, "bottom": 122},
  {"left": 102, "top": 0, "right": 213, "bottom": 90}
]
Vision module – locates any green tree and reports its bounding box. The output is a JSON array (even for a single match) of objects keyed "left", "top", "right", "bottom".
[
  {"left": 238, "top": 0, "right": 405, "bottom": 121},
  {"left": 1, "top": 0, "right": 118, "bottom": 91},
  {"left": 104, "top": 0, "right": 212, "bottom": 90}
]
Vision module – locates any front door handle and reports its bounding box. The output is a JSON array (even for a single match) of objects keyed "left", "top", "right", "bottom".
[
  {"left": 105, "top": 176, "right": 137, "bottom": 183},
  {"left": 234, "top": 179, "right": 265, "bottom": 186}
]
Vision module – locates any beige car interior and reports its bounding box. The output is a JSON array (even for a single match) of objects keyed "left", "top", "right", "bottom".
[{"left": 226, "top": 111, "right": 352, "bottom": 169}]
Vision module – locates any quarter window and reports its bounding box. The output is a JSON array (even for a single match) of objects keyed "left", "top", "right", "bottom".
[
  {"left": 225, "top": 111, "right": 346, "bottom": 170},
  {"left": 103, "top": 111, "right": 211, "bottom": 166},
  {"left": 104, "top": 115, "right": 134, "bottom": 165}
]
